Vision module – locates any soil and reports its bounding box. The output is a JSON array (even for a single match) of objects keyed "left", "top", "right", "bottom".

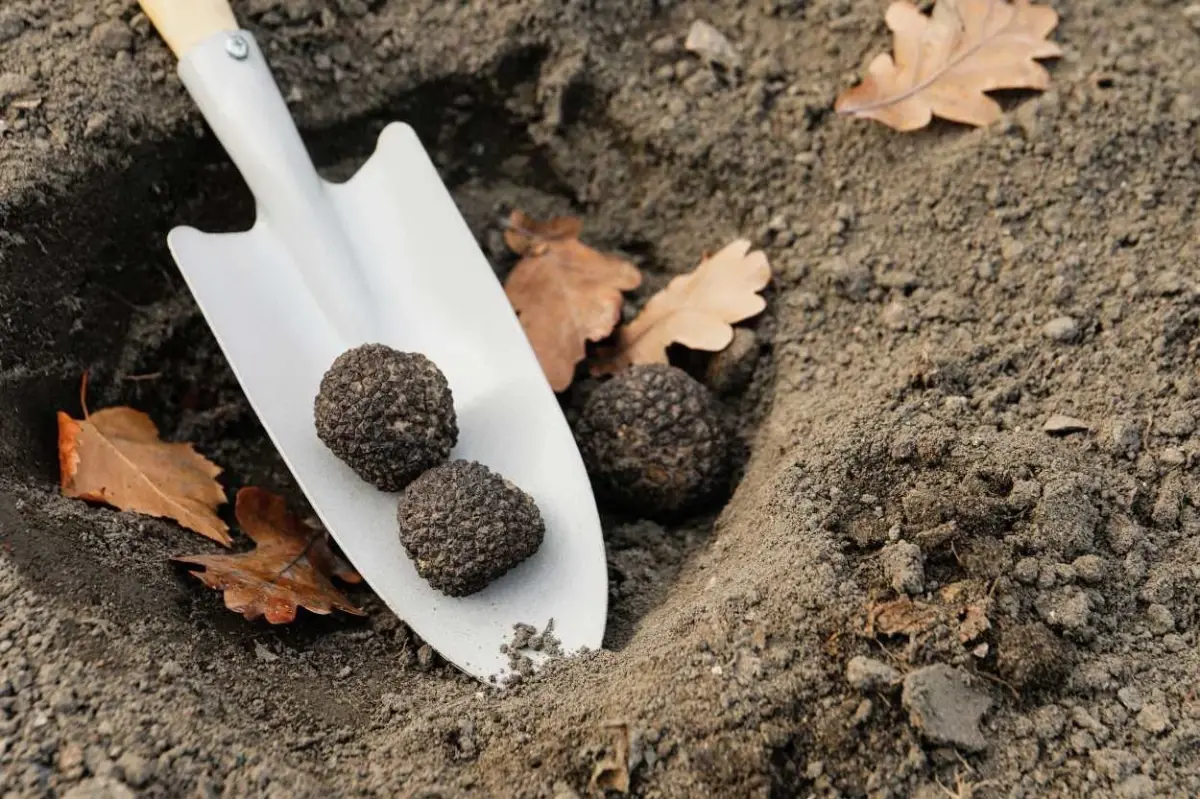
[{"left": 1, "top": 0, "right": 1199, "bottom": 798}]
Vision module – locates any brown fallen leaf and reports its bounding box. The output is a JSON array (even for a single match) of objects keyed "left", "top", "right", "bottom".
[
  {"left": 592, "top": 239, "right": 771, "bottom": 374},
  {"left": 57, "top": 375, "right": 230, "bottom": 546},
  {"left": 958, "top": 603, "right": 992, "bottom": 644},
  {"left": 502, "top": 210, "right": 642, "bottom": 392},
  {"left": 864, "top": 596, "right": 942, "bottom": 639},
  {"left": 834, "top": 0, "right": 1062, "bottom": 131},
  {"left": 865, "top": 582, "right": 993, "bottom": 650},
  {"left": 588, "top": 721, "right": 631, "bottom": 794},
  {"left": 173, "top": 487, "right": 364, "bottom": 624}
]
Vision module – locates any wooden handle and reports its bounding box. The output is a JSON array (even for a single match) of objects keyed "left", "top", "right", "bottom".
[{"left": 137, "top": 0, "right": 239, "bottom": 59}]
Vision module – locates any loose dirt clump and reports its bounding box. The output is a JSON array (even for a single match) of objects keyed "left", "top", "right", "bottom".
[{"left": 1, "top": 1, "right": 1199, "bottom": 798}]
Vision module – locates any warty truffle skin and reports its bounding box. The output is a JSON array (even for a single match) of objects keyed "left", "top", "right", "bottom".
[
  {"left": 575, "top": 363, "right": 730, "bottom": 517},
  {"left": 314, "top": 343, "right": 457, "bottom": 492},
  {"left": 397, "top": 459, "right": 545, "bottom": 597}
]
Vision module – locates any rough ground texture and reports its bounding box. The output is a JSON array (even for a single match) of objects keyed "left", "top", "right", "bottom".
[{"left": 2, "top": 0, "right": 1199, "bottom": 797}]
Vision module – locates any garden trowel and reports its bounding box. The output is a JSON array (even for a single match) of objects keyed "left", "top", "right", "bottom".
[{"left": 136, "top": 0, "right": 607, "bottom": 684}]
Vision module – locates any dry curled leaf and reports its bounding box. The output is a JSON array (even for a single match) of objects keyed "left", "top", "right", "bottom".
[
  {"left": 864, "top": 582, "right": 992, "bottom": 648},
  {"left": 592, "top": 239, "right": 770, "bottom": 374},
  {"left": 588, "top": 721, "right": 631, "bottom": 794},
  {"left": 503, "top": 210, "right": 642, "bottom": 392},
  {"left": 57, "top": 377, "right": 230, "bottom": 546},
  {"left": 173, "top": 487, "right": 364, "bottom": 624},
  {"left": 864, "top": 596, "right": 942, "bottom": 639},
  {"left": 835, "top": 0, "right": 1062, "bottom": 131}
]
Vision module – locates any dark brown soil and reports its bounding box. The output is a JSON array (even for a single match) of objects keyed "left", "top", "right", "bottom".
[{"left": 2, "top": 1, "right": 1199, "bottom": 797}]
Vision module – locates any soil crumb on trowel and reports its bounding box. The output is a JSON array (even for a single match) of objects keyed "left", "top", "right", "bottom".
[{"left": 499, "top": 619, "right": 563, "bottom": 682}]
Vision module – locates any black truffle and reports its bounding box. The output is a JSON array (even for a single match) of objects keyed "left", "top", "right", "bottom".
[
  {"left": 314, "top": 343, "right": 457, "bottom": 492},
  {"left": 575, "top": 364, "right": 730, "bottom": 517},
  {"left": 397, "top": 459, "right": 545, "bottom": 597}
]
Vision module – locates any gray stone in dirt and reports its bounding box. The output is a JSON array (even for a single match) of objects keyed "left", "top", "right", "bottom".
[
  {"left": 84, "top": 112, "right": 110, "bottom": 139},
  {"left": 1043, "top": 414, "right": 1090, "bottom": 435},
  {"left": 1152, "top": 473, "right": 1183, "bottom": 529},
  {"left": 90, "top": 20, "right": 134, "bottom": 55},
  {"left": 1136, "top": 703, "right": 1171, "bottom": 735},
  {"left": 880, "top": 300, "right": 913, "bottom": 331},
  {"left": 845, "top": 656, "right": 901, "bottom": 693},
  {"left": 1117, "top": 774, "right": 1156, "bottom": 798},
  {"left": 1013, "top": 557, "right": 1040, "bottom": 584},
  {"left": 1146, "top": 603, "right": 1175, "bottom": 634},
  {"left": 0, "top": 72, "right": 35, "bottom": 107},
  {"left": 84, "top": 745, "right": 117, "bottom": 780},
  {"left": 684, "top": 20, "right": 741, "bottom": 71},
  {"left": 116, "top": 752, "right": 152, "bottom": 788},
  {"left": 1117, "top": 686, "right": 1143, "bottom": 713},
  {"left": 1031, "top": 475, "right": 1099, "bottom": 557},
  {"left": 1106, "top": 515, "right": 1144, "bottom": 555},
  {"left": 1032, "top": 704, "right": 1066, "bottom": 740},
  {"left": 61, "top": 778, "right": 136, "bottom": 799},
  {"left": 1035, "top": 586, "right": 1093, "bottom": 634},
  {"left": 649, "top": 35, "right": 677, "bottom": 56},
  {"left": 1007, "top": 479, "right": 1041, "bottom": 511},
  {"left": 901, "top": 664, "right": 992, "bottom": 753},
  {"left": 0, "top": 10, "right": 25, "bottom": 44},
  {"left": 1159, "top": 447, "right": 1186, "bottom": 466},
  {"left": 704, "top": 327, "right": 759, "bottom": 395},
  {"left": 1104, "top": 418, "right": 1142, "bottom": 459},
  {"left": 1091, "top": 748, "right": 1139, "bottom": 782},
  {"left": 880, "top": 541, "right": 924, "bottom": 595},
  {"left": 1043, "top": 315, "right": 1081, "bottom": 342},
  {"left": 1157, "top": 410, "right": 1196, "bottom": 437},
  {"left": 1071, "top": 555, "right": 1105, "bottom": 584},
  {"left": 823, "top": 256, "right": 874, "bottom": 301},
  {"left": 876, "top": 270, "right": 918, "bottom": 291}
]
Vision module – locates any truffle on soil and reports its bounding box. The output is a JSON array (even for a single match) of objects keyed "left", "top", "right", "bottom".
[
  {"left": 397, "top": 459, "right": 545, "bottom": 597},
  {"left": 575, "top": 364, "right": 730, "bottom": 517},
  {"left": 314, "top": 343, "right": 457, "bottom": 492}
]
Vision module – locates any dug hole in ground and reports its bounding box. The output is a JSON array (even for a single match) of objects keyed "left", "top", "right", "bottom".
[{"left": 1, "top": 0, "right": 1199, "bottom": 797}]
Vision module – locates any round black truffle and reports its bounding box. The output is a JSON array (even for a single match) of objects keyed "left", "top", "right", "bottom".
[
  {"left": 575, "top": 364, "right": 730, "bottom": 517},
  {"left": 397, "top": 459, "right": 545, "bottom": 597},
  {"left": 314, "top": 343, "right": 457, "bottom": 492}
]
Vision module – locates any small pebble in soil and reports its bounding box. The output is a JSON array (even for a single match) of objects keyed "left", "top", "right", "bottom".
[
  {"left": 880, "top": 541, "right": 924, "bottom": 595},
  {"left": 1157, "top": 410, "right": 1196, "bottom": 437},
  {"left": 684, "top": 20, "right": 740, "bottom": 71},
  {"left": 0, "top": 72, "right": 35, "bottom": 106},
  {"left": 844, "top": 656, "right": 900, "bottom": 693},
  {"left": 0, "top": 10, "right": 25, "bottom": 44},
  {"left": 575, "top": 364, "right": 730, "bottom": 517},
  {"left": 1104, "top": 418, "right": 1143, "bottom": 459},
  {"left": 1043, "top": 315, "right": 1081, "bottom": 342},
  {"left": 1117, "top": 686, "right": 1144, "bottom": 712},
  {"left": 1136, "top": 704, "right": 1171, "bottom": 735},
  {"left": 90, "top": 20, "right": 133, "bottom": 55},
  {"left": 901, "top": 664, "right": 992, "bottom": 753},
  {"left": 314, "top": 343, "right": 458, "bottom": 492},
  {"left": 1043, "top": 413, "right": 1090, "bottom": 435},
  {"left": 396, "top": 459, "right": 544, "bottom": 597}
]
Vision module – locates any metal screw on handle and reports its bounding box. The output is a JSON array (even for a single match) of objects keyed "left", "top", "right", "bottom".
[{"left": 225, "top": 33, "right": 249, "bottom": 60}]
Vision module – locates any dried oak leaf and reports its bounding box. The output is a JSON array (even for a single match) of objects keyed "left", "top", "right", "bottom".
[
  {"left": 834, "top": 0, "right": 1062, "bottom": 131},
  {"left": 503, "top": 210, "right": 642, "bottom": 392},
  {"left": 57, "top": 391, "right": 230, "bottom": 546},
  {"left": 173, "top": 487, "right": 364, "bottom": 624},
  {"left": 592, "top": 239, "right": 770, "bottom": 374},
  {"left": 864, "top": 597, "right": 942, "bottom": 639}
]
